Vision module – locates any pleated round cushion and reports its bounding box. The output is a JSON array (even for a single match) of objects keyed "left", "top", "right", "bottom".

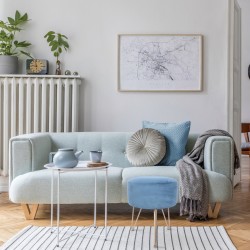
[{"left": 126, "top": 128, "right": 166, "bottom": 166}]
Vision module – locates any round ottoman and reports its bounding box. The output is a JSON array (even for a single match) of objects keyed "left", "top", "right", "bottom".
[{"left": 127, "top": 176, "right": 178, "bottom": 248}]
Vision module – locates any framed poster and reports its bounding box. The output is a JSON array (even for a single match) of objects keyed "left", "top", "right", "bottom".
[{"left": 118, "top": 34, "right": 203, "bottom": 92}]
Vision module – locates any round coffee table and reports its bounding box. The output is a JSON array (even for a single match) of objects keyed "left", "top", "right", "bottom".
[{"left": 44, "top": 161, "right": 110, "bottom": 247}]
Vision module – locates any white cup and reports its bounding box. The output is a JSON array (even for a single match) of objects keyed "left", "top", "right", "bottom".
[{"left": 90, "top": 151, "right": 102, "bottom": 163}]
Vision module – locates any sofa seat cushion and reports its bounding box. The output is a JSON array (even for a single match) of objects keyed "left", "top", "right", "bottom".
[
  {"left": 121, "top": 167, "right": 233, "bottom": 203},
  {"left": 9, "top": 166, "right": 123, "bottom": 204}
]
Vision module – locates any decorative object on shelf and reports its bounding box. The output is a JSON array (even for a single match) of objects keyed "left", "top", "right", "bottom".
[
  {"left": 55, "top": 60, "right": 61, "bottom": 75},
  {"left": 44, "top": 31, "right": 69, "bottom": 75},
  {"left": 65, "top": 70, "right": 71, "bottom": 75},
  {"left": 53, "top": 148, "right": 83, "bottom": 168},
  {"left": 73, "top": 71, "right": 78, "bottom": 76},
  {"left": 26, "top": 59, "right": 48, "bottom": 74},
  {"left": 118, "top": 34, "right": 203, "bottom": 92},
  {"left": 0, "top": 10, "right": 32, "bottom": 74}
]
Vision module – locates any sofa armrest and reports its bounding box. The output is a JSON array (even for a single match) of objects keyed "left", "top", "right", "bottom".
[
  {"left": 204, "top": 136, "right": 234, "bottom": 182},
  {"left": 9, "top": 133, "right": 52, "bottom": 183}
]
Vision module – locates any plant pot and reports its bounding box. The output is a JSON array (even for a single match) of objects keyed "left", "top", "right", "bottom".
[{"left": 0, "top": 55, "right": 18, "bottom": 74}]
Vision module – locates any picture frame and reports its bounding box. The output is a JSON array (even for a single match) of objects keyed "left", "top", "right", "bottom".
[{"left": 118, "top": 34, "right": 203, "bottom": 92}]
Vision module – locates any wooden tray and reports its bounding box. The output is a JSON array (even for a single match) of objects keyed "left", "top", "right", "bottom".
[{"left": 87, "top": 162, "right": 108, "bottom": 168}]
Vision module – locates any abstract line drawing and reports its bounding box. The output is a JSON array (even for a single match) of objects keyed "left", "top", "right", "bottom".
[{"left": 118, "top": 34, "right": 202, "bottom": 91}]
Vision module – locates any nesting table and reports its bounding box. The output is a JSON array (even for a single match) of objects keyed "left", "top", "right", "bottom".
[{"left": 44, "top": 161, "right": 109, "bottom": 247}]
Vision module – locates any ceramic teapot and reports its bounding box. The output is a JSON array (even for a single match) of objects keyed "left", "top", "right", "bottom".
[{"left": 53, "top": 148, "right": 83, "bottom": 168}]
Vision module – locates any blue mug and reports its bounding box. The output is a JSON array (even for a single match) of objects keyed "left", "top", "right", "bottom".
[{"left": 90, "top": 151, "right": 102, "bottom": 163}]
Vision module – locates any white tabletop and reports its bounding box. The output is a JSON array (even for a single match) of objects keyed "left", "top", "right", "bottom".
[{"left": 44, "top": 161, "right": 110, "bottom": 171}]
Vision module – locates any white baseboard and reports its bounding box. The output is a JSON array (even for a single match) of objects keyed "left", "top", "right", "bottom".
[{"left": 0, "top": 176, "right": 9, "bottom": 192}]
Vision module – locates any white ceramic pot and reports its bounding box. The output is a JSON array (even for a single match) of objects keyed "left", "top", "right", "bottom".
[{"left": 0, "top": 55, "right": 18, "bottom": 74}]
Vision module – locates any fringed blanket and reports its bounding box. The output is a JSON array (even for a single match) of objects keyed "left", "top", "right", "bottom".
[{"left": 176, "top": 129, "right": 240, "bottom": 221}]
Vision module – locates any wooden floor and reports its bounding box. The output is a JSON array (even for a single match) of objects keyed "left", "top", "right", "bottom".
[{"left": 1, "top": 157, "right": 250, "bottom": 249}]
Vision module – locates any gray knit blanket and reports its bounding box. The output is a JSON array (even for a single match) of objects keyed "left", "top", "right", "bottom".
[{"left": 176, "top": 129, "right": 240, "bottom": 221}]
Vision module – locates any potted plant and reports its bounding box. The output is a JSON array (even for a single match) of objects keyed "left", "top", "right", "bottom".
[
  {"left": 44, "top": 31, "right": 69, "bottom": 75},
  {"left": 0, "top": 10, "right": 32, "bottom": 74}
]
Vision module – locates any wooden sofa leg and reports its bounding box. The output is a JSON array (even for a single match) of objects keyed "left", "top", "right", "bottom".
[
  {"left": 22, "top": 204, "right": 39, "bottom": 220},
  {"left": 208, "top": 202, "right": 221, "bottom": 219}
]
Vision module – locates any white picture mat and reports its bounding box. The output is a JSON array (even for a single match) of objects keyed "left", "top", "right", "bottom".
[{"left": 118, "top": 34, "right": 202, "bottom": 92}]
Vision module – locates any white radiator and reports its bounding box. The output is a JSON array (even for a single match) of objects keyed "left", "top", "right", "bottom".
[{"left": 0, "top": 75, "right": 81, "bottom": 176}]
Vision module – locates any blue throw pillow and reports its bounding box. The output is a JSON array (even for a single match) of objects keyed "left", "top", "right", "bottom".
[{"left": 142, "top": 121, "right": 191, "bottom": 166}]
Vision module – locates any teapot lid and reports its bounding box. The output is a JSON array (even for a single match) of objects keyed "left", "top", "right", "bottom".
[{"left": 58, "top": 148, "right": 74, "bottom": 151}]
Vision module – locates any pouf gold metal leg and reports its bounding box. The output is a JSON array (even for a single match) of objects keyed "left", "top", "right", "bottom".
[
  {"left": 154, "top": 209, "right": 157, "bottom": 248},
  {"left": 162, "top": 209, "right": 171, "bottom": 229},
  {"left": 131, "top": 207, "right": 142, "bottom": 231}
]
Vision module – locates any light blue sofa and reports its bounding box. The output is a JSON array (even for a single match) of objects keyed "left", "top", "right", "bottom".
[{"left": 9, "top": 132, "right": 235, "bottom": 219}]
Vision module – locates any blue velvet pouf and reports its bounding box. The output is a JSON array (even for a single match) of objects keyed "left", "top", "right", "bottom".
[
  {"left": 127, "top": 176, "right": 178, "bottom": 248},
  {"left": 127, "top": 176, "right": 178, "bottom": 210}
]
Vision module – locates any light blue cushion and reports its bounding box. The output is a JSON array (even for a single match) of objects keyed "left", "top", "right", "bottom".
[{"left": 142, "top": 121, "right": 191, "bottom": 166}]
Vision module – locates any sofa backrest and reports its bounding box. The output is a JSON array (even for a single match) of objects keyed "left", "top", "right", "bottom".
[{"left": 49, "top": 132, "right": 199, "bottom": 168}]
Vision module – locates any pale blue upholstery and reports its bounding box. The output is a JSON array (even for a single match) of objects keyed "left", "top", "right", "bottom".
[
  {"left": 127, "top": 176, "right": 177, "bottom": 209},
  {"left": 9, "top": 132, "right": 234, "bottom": 209}
]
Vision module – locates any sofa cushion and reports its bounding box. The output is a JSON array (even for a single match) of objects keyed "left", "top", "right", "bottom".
[
  {"left": 126, "top": 128, "right": 166, "bottom": 166},
  {"left": 9, "top": 166, "right": 123, "bottom": 204},
  {"left": 143, "top": 120, "right": 191, "bottom": 166},
  {"left": 121, "top": 167, "right": 232, "bottom": 203}
]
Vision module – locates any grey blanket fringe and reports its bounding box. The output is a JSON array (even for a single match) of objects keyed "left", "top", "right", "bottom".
[{"left": 176, "top": 129, "right": 240, "bottom": 222}]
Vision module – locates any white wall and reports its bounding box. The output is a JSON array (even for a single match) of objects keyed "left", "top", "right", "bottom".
[
  {"left": 2, "top": 0, "right": 229, "bottom": 133},
  {"left": 238, "top": 0, "right": 250, "bottom": 122}
]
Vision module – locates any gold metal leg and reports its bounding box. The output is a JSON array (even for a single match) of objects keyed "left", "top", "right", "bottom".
[
  {"left": 154, "top": 209, "right": 157, "bottom": 248},
  {"left": 131, "top": 208, "right": 142, "bottom": 231},
  {"left": 162, "top": 209, "right": 171, "bottom": 230}
]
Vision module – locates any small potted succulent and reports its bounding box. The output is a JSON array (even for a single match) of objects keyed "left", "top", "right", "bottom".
[
  {"left": 0, "top": 10, "right": 32, "bottom": 74},
  {"left": 44, "top": 31, "right": 69, "bottom": 75}
]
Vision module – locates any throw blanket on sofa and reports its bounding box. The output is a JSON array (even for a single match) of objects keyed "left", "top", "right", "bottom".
[{"left": 176, "top": 129, "right": 240, "bottom": 221}]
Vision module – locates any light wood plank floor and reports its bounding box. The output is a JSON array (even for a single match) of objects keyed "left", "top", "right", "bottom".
[{"left": 1, "top": 157, "right": 250, "bottom": 249}]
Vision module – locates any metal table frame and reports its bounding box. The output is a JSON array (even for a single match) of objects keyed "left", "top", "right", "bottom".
[{"left": 44, "top": 161, "right": 109, "bottom": 247}]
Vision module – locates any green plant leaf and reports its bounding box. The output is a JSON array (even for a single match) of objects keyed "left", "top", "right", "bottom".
[
  {"left": 47, "top": 35, "right": 55, "bottom": 42},
  {"left": 61, "top": 40, "right": 69, "bottom": 48},
  {"left": 14, "top": 41, "right": 31, "bottom": 47},
  {"left": 7, "top": 17, "right": 15, "bottom": 25},
  {"left": 20, "top": 50, "right": 33, "bottom": 58},
  {"left": 51, "top": 44, "right": 58, "bottom": 51},
  {"left": 20, "top": 13, "right": 28, "bottom": 22},
  {"left": 49, "top": 40, "right": 57, "bottom": 47},
  {"left": 15, "top": 10, "right": 21, "bottom": 21},
  {"left": 44, "top": 31, "right": 55, "bottom": 38}
]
